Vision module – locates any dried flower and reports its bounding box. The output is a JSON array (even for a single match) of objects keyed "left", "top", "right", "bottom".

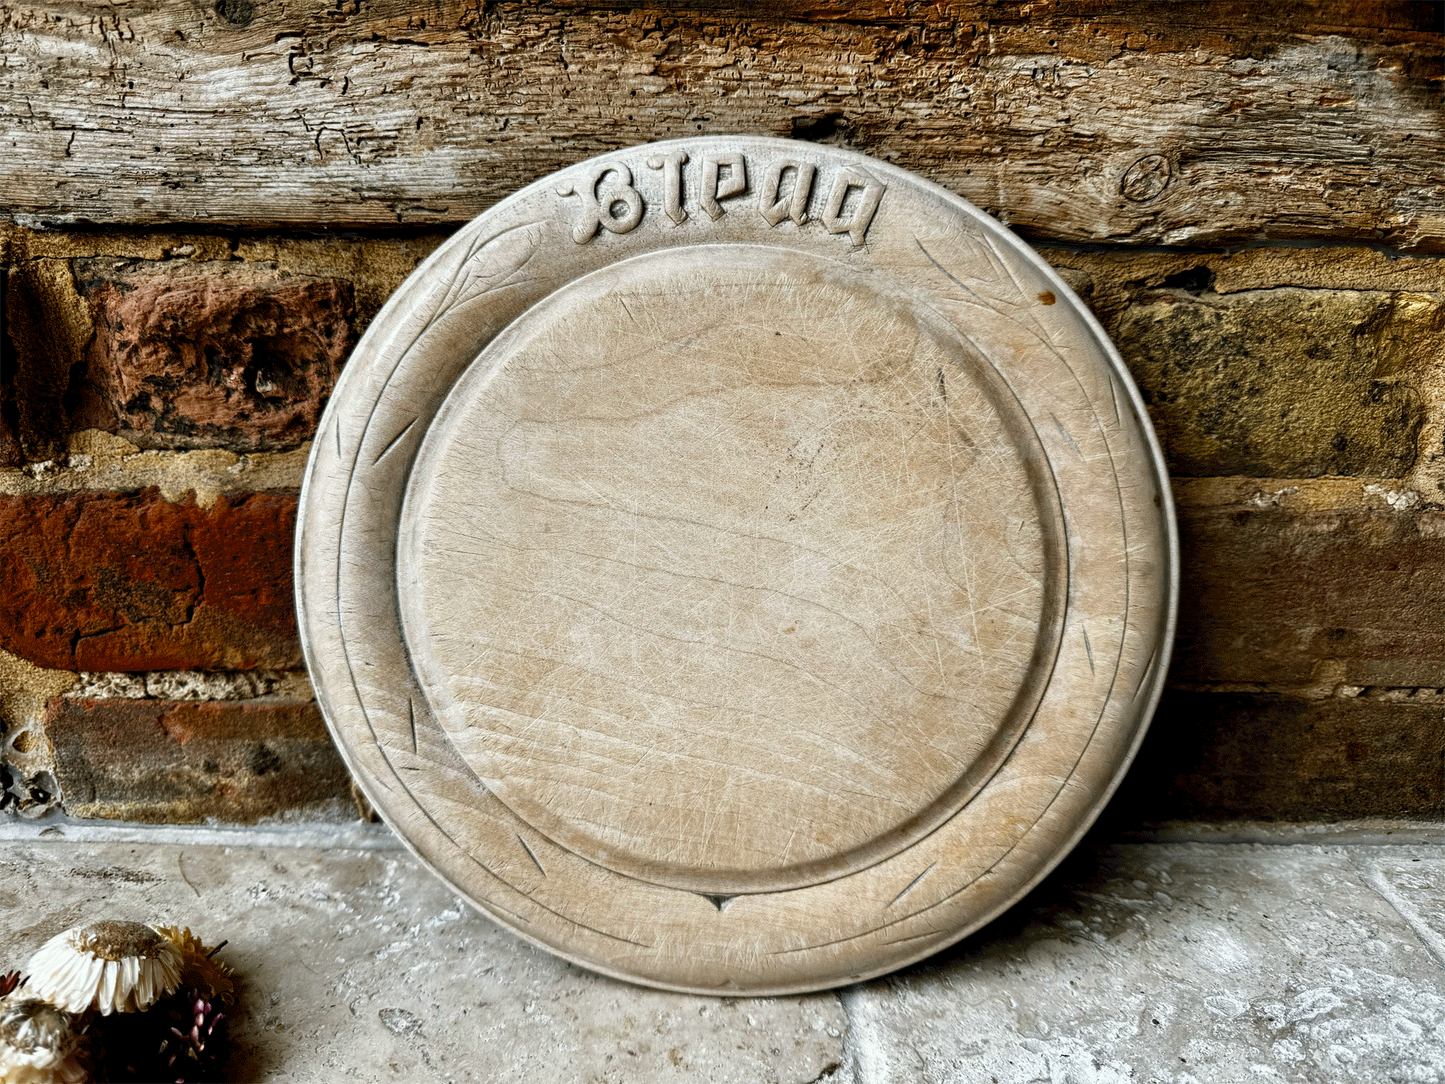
[
  {"left": 24, "top": 921, "right": 181, "bottom": 1016},
  {"left": 89, "top": 985, "right": 230, "bottom": 1084},
  {"left": 161, "top": 991, "right": 227, "bottom": 1083},
  {"left": 0, "top": 998, "right": 86, "bottom": 1084},
  {"left": 155, "top": 927, "right": 235, "bottom": 1006}
]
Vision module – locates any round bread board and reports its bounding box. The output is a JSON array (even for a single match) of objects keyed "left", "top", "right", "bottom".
[{"left": 295, "top": 136, "right": 1177, "bottom": 995}]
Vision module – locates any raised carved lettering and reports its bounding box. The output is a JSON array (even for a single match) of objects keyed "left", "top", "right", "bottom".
[
  {"left": 559, "top": 150, "right": 884, "bottom": 244},
  {"left": 559, "top": 162, "right": 645, "bottom": 244},
  {"left": 700, "top": 153, "right": 748, "bottom": 220},
  {"left": 759, "top": 159, "right": 816, "bottom": 227},
  {"left": 646, "top": 150, "right": 689, "bottom": 225},
  {"left": 822, "top": 168, "right": 886, "bottom": 246}
]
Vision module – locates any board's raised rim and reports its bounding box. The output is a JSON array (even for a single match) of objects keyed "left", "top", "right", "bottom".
[{"left": 295, "top": 134, "right": 1179, "bottom": 995}]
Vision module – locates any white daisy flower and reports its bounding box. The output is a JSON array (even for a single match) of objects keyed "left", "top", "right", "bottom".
[
  {"left": 0, "top": 997, "right": 85, "bottom": 1084},
  {"left": 23, "top": 921, "right": 181, "bottom": 1016}
]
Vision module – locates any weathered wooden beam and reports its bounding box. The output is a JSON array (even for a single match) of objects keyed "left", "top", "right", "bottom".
[{"left": 1, "top": 2, "right": 1442, "bottom": 246}]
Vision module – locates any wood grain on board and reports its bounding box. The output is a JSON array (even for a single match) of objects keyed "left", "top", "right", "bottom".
[
  {"left": 295, "top": 136, "right": 1175, "bottom": 992},
  {"left": 2, "top": 2, "right": 1441, "bottom": 248}
]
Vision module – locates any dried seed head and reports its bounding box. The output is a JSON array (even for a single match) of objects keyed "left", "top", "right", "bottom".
[
  {"left": 24, "top": 921, "right": 182, "bottom": 1015},
  {"left": 69, "top": 921, "right": 166, "bottom": 962}
]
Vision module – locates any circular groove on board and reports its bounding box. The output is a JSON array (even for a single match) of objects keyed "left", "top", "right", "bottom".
[
  {"left": 398, "top": 244, "right": 1068, "bottom": 895},
  {"left": 297, "top": 137, "right": 1176, "bottom": 994}
]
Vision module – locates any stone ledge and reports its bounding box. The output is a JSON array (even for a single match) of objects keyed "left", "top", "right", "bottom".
[{"left": 0, "top": 825, "right": 1442, "bottom": 1082}]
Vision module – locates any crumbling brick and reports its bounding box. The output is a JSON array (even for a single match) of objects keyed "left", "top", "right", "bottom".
[
  {"left": 71, "top": 260, "right": 355, "bottom": 452},
  {"left": 1118, "top": 288, "right": 1434, "bottom": 478}
]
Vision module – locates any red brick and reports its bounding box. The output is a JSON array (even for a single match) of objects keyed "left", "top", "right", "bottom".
[
  {"left": 1115, "top": 690, "right": 1445, "bottom": 822},
  {"left": 0, "top": 490, "right": 299, "bottom": 671},
  {"left": 1175, "top": 501, "right": 1445, "bottom": 688},
  {"left": 71, "top": 261, "right": 354, "bottom": 452},
  {"left": 45, "top": 697, "right": 353, "bottom": 824}
]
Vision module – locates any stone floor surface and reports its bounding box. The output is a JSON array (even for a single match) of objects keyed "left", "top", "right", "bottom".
[{"left": 1, "top": 820, "right": 1443, "bottom": 1084}]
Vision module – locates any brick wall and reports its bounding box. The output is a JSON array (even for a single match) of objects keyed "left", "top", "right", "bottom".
[
  {"left": 0, "top": 227, "right": 447, "bottom": 822},
  {"left": 2, "top": 2, "right": 1443, "bottom": 827},
  {"left": 3, "top": 231, "right": 1442, "bottom": 826},
  {"left": 1052, "top": 250, "right": 1445, "bottom": 823}
]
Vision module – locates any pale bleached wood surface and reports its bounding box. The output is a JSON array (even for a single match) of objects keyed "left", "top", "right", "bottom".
[
  {"left": 296, "top": 137, "right": 1176, "bottom": 992},
  {"left": 2, "top": 2, "right": 1442, "bottom": 248},
  {"left": 398, "top": 243, "right": 1065, "bottom": 896}
]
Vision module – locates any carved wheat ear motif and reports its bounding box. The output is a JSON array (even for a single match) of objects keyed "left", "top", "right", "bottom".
[
  {"left": 406, "top": 219, "right": 548, "bottom": 358},
  {"left": 299, "top": 136, "right": 1175, "bottom": 995},
  {"left": 329, "top": 219, "right": 549, "bottom": 462}
]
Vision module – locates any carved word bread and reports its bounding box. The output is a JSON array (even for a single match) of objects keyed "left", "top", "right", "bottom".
[
  {"left": 560, "top": 151, "right": 885, "bottom": 245},
  {"left": 296, "top": 137, "right": 1176, "bottom": 994}
]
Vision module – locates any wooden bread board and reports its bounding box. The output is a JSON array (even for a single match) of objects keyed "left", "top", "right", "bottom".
[{"left": 296, "top": 137, "right": 1176, "bottom": 994}]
